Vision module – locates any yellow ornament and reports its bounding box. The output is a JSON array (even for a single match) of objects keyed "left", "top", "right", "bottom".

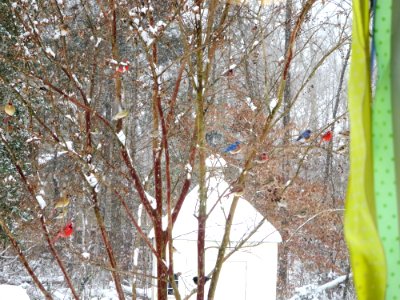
[
  {"left": 4, "top": 103, "right": 16, "bottom": 116},
  {"left": 54, "top": 196, "right": 70, "bottom": 209},
  {"left": 55, "top": 208, "right": 68, "bottom": 219},
  {"left": 112, "top": 110, "right": 129, "bottom": 120}
]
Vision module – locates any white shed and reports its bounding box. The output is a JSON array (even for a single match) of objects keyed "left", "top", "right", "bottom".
[{"left": 152, "top": 155, "right": 281, "bottom": 299}]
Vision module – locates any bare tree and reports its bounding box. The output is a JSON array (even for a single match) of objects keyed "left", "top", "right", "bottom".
[{"left": 0, "top": 0, "right": 352, "bottom": 299}]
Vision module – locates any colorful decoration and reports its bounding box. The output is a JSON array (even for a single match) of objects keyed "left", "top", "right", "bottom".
[
  {"left": 4, "top": 103, "right": 16, "bottom": 116},
  {"left": 52, "top": 221, "right": 74, "bottom": 244},
  {"left": 296, "top": 129, "right": 311, "bottom": 141},
  {"left": 223, "top": 141, "right": 241, "bottom": 154},
  {"left": 112, "top": 110, "right": 129, "bottom": 121},
  {"left": 373, "top": 0, "right": 400, "bottom": 299},
  {"left": 392, "top": 1, "right": 400, "bottom": 265},
  {"left": 344, "top": 1, "right": 386, "bottom": 300},
  {"left": 255, "top": 152, "right": 268, "bottom": 164},
  {"left": 321, "top": 131, "right": 332, "bottom": 142}
]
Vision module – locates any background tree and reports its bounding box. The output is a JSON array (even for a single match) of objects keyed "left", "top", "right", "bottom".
[{"left": 0, "top": 0, "right": 353, "bottom": 299}]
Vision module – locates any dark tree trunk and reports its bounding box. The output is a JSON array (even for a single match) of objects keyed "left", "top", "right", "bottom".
[
  {"left": 283, "top": 0, "right": 292, "bottom": 144},
  {"left": 324, "top": 47, "right": 350, "bottom": 184}
]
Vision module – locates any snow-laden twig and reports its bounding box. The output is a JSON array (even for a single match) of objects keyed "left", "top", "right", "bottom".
[
  {"left": 285, "top": 208, "right": 345, "bottom": 243},
  {"left": 288, "top": 273, "right": 353, "bottom": 300}
]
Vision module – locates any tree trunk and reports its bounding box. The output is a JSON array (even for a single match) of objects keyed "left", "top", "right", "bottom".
[
  {"left": 278, "top": 3, "right": 292, "bottom": 295},
  {"left": 277, "top": 219, "right": 289, "bottom": 300},
  {"left": 195, "top": 1, "right": 207, "bottom": 299},
  {"left": 283, "top": 0, "right": 292, "bottom": 143},
  {"left": 324, "top": 47, "right": 350, "bottom": 183},
  {"left": 155, "top": 224, "right": 168, "bottom": 300}
]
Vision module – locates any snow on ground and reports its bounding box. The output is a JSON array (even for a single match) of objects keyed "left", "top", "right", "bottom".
[{"left": 0, "top": 284, "right": 30, "bottom": 300}]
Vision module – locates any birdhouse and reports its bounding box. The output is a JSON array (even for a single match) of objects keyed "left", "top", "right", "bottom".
[{"left": 150, "top": 155, "right": 281, "bottom": 299}]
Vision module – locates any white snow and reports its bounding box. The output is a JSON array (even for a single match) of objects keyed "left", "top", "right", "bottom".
[
  {"left": 185, "top": 163, "right": 192, "bottom": 172},
  {"left": 23, "top": 46, "right": 31, "bottom": 57},
  {"left": 45, "top": 47, "right": 56, "bottom": 58},
  {"left": 133, "top": 248, "right": 140, "bottom": 266},
  {"left": 4, "top": 175, "right": 16, "bottom": 182},
  {"left": 38, "top": 151, "right": 67, "bottom": 165},
  {"left": 245, "top": 96, "right": 257, "bottom": 111},
  {"left": 137, "top": 204, "right": 143, "bottom": 226},
  {"left": 156, "top": 20, "right": 166, "bottom": 28},
  {"left": 72, "top": 74, "right": 82, "bottom": 88},
  {"left": 288, "top": 274, "right": 352, "bottom": 300},
  {"left": 175, "top": 112, "right": 184, "bottom": 124},
  {"left": 117, "top": 131, "right": 126, "bottom": 145},
  {"left": 277, "top": 200, "right": 288, "bottom": 209},
  {"left": 36, "top": 195, "right": 47, "bottom": 209},
  {"left": 82, "top": 252, "right": 90, "bottom": 259},
  {"left": 155, "top": 65, "right": 163, "bottom": 76},
  {"left": 95, "top": 38, "right": 102, "bottom": 48},
  {"left": 269, "top": 97, "right": 278, "bottom": 111},
  {"left": 139, "top": 28, "right": 154, "bottom": 47},
  {"left": 64, "top": 141, "right": 74, "bottom": 152},
  {"left": 65, "top": 114, "right": 76, "bottom": 122},
  {"left": 149, "top": 25, "right": 157, "bottom": 35},
  {"left": 84, "top": 173, "right": 98, "bottom": 188},
  {"left": 129, "top": 7, "right": 139, "bottom": 16},
  {"left": 0, "top": 285, "right": 30, "bottom": 300},
  {"left": 26, "top": 136, "right": 41, "bottom": 143}
]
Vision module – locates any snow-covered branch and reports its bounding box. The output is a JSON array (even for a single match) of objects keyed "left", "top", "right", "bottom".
[{"left": 288, "top": 273, "right": 353, "bottom": 300}]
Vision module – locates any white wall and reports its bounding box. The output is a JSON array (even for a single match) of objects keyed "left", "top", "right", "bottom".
[{"left": 157, "top": 239, "right": 279, "bottom": 300}]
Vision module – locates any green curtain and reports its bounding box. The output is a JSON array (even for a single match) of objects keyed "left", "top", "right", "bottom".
[
  {"left": 391, "top": 0, "right": 400, "bottom": 255},
  {"left": 373, "top": 1, "right": 400, "bottom": 299}
]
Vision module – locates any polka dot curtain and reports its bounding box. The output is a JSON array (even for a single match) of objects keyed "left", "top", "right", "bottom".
[{"left": 345, "top": 1, "right": 400, "bottom": 300}]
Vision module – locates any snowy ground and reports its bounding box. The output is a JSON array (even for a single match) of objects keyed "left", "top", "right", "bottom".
[
  {"left": 0, "top": 284, "right": 30, "bottom": 300},
  {"left": 0, "top": 283, "right": 148, "bottom": 300}
]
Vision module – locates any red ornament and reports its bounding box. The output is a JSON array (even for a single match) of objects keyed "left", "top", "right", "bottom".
[
  {"left": 255, "top": 152, "right": 268, "bottom": 163},
  {"left": 321, "top": 131, "right": 332, "bottom": 142},
  {"left": 115, "top": 60, "right": 130, "bottom": 73},
  {"left": 52, "top": 221, "right": 74, "bottom": 244},
  {"left": 116, "top": 65, "right": 129, "bottom": 73}
]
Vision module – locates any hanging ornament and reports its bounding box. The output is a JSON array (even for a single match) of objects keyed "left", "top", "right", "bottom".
[
  {"left": 112, "top": 110, "right": 129, "bottom": 120},
  {"left": 4, "top": 103, "right": 16, "bottom": 116}
]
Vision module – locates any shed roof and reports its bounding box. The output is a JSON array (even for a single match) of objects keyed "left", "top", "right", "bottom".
[{"left": 173, "top": 175, "right": 282, "bottom": 244}]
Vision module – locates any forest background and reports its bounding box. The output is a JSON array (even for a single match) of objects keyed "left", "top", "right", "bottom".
[{"left": 0, "top": 0, "right": 353, "bottom": 299}]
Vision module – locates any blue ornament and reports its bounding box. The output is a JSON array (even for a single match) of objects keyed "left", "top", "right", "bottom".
[
  {"left": 223, "top": 141, "right": 241, "bottom": 154},
  {"left": 296, "top": 129, "right": 312, "bottom": 141}
]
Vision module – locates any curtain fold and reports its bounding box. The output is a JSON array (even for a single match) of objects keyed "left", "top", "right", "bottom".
[
  {"left": 373, "top": 1, "right": 400, "bottom": 299},
  {"left": 344, "top": 1, "right": 386, "bottom": 299}
]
